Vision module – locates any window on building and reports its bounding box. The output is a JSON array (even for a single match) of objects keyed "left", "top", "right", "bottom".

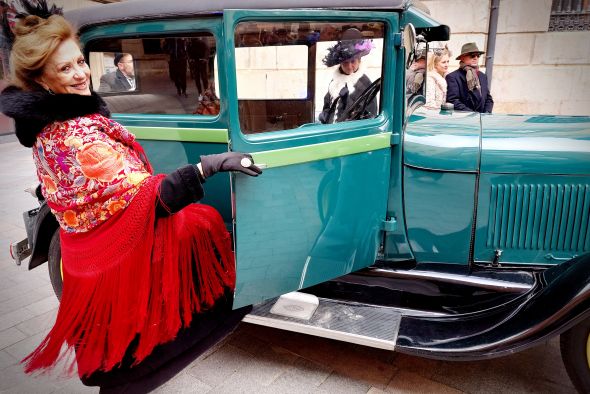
[
  {"left": 234, "top": 21, "right": 384, "bottom": 134},
  {"left": 549, "top": 0, "right": 590, "bottom": 31},
  {"left": 87, "top": 33, "right": 219, "bottom": 115}
]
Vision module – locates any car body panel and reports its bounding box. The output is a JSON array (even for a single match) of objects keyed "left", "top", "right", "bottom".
[
  {"left": 404, "top": 167, "right": 476, "bottom": 264},
  {"left": 481, "top": 114, "right": 590, "bottom": 175},
  {"left": 404, "top": 107, "right": 480, "bottom": 172},
  {"left": 475, "top": 173, "right": 590, "bottom": 265},
  {"left": 223, "top": 8, "right": 398, "bottom": 307}
]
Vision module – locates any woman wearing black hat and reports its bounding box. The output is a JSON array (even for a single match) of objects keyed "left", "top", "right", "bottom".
[{"left": 319, "top": 29, "right": 377, "bottom": 124}]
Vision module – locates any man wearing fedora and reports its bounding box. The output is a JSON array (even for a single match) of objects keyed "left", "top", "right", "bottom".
[{"left": 445, "top": 42, "right": 493, "bottom": 113}]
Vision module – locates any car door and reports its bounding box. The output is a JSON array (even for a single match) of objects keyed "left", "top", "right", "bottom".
[{"left": 223, "top": 10, "right": 399, "bottom": 308}]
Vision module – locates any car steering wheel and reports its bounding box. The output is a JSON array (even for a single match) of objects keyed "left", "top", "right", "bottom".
[{"left": 343, "top": 78, "right": 382, "bottom": 121}]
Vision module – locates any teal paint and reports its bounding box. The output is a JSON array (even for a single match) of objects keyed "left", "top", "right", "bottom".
[
  {"left": 481, "top": 114, "right": 590, "bottom": 175},
  {"left": 233, "top": 149, "right": 391, "bottom": 308},
  {"left": 139, "top": 140, "right": 233, "bottom": 224},
  {"left": 475, "top": 174, "right": 590, "bottom": 265},
  {"left": 403, "top": 167, "right": 476, "bottom": 265},
  {"left": 404, "top": 107, "right": 481, "bottom": 172}
]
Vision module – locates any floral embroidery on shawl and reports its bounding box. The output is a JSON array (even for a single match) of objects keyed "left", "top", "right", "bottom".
[{"left": 33, "top": 114, "right": 150, "bottom": 233}]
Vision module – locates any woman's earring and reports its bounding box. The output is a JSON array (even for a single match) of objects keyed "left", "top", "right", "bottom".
[{"left": 47, "top": 88, "right": 55, "bottom": 95}]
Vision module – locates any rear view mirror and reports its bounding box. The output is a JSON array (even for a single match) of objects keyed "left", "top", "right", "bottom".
[{"left": 402, "top": 23, "right": 417, "bottom": 69}]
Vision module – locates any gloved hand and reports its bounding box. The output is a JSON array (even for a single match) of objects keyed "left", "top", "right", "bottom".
[{"left": 200, "top": 152, "right": 262, "bottom": 178}]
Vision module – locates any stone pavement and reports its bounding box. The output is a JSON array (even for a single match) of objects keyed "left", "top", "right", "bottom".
[{"left": 0, "top": 135, "right": 577, "bottom": 393}]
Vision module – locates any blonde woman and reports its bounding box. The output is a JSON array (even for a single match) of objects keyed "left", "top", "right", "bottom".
[{"left": 425, "top": 47, "right": 450, "bottom": 109}]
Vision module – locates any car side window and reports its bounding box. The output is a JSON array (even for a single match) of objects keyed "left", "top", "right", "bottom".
[
  {"left": 234, "top": 21, "right": 384, "bottom": 135},
  {"left": 87, "top": 33, "right": 219, "bottom": 115}
]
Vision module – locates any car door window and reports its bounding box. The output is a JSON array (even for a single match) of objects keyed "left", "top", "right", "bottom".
[
  {"left": 87, "top": 33, "right": 219, "bottom": 115},
  {"left": 234, "top": 21, "right": 384, "bottom": 134}
]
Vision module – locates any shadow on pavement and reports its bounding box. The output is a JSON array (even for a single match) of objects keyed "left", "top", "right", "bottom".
[{"left": 97, "top": 305, "right": 251, "bottom": 393}]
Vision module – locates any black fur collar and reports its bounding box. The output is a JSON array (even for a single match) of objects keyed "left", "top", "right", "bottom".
[{"left": 0, "top": 86, "right": 110, "bottom": 147}]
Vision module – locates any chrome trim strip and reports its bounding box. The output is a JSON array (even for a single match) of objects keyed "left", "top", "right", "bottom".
[
  {"left": 242, "top": 314, "right": 397, "bottom": 350},
  {"left": 363, "top": 268, "right": 533, "bottom": 292}
]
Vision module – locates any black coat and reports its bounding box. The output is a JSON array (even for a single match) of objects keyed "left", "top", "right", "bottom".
[
  {"left": 319, "top": 70, "right": 377, "bottom": 124},
  {"left": 445, "top": 68, "right": 494, "bottom": 113},
  {"left": 98, "top": 69, "right": 133, "bottom": 92}
]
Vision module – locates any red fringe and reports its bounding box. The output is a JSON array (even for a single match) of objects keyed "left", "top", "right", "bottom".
[{"left": 21, "top": 175, "right": 235, "bottom": 377}]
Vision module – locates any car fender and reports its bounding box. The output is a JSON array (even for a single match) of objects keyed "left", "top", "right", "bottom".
[{"left": 395, "top": 252, "right": 590, "bottom": 360}]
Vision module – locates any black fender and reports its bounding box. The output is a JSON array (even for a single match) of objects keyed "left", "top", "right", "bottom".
[
  {"left": 395, "top": 252, "right": 590, "bottom": 360},
  {"left": 28, "top": 202, "right": 59, "bottom": 270}
]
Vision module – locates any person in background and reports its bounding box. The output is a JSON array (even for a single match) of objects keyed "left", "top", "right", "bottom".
[
  {"left": 187, "top": 37, "right": 210, "bottom": 101},
  {"left": 405, "top": 48, "right": 426, "bottom": 96},
  {"left": 98, "top": 52, "right": 135, "bottom": 92},
  {"left": 425, "top": 46, "right": 450, "bottom": 109},
  {"left": 445, "top": 42, "right": 493, "bottom": 113},
  {"left": 0, "top": 2, "right": 261, "bottom": 387},
  {"left": 319, "top": 28, "right": 377, "bottom": 124},
  {"left": 164, "top": 37, "right": 188, "bottom": 97}
]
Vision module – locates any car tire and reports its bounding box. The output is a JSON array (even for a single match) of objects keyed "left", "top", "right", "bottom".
[
  {"left": 48, "top": 229, "right": 63, "bottom": 300},
  {"left": 561, "top": 317, "right": 590, "bottom": 394}
]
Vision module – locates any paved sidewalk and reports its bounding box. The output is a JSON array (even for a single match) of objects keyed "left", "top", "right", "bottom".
[{"left": 0, "top": 138, "right": 577, "bottom": 393}]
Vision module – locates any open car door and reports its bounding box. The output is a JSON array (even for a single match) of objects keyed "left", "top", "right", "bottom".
[{"left": 224, "top": 10, "right": 397, "bottom": 308}]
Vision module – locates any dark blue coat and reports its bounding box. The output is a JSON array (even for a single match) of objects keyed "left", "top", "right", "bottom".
[{"left": 445, "top": 68, "right": 494, "bottom": 113}]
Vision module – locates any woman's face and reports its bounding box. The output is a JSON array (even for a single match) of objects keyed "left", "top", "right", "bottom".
[
  {"left": 38, "top": 38, "right": 91, "bottom": 96},
  {"left": 340, "top": 58, "right": 360, "bottom": 75},
  {"left": 435, "top": 54, "right": 449, "bottom": 76}
]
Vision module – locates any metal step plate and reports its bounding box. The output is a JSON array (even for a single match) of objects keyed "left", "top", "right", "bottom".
[{"left": 243, "top": 296, "right": 401, "bottom": 350}]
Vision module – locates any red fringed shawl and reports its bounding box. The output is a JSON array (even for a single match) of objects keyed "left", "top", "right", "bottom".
[{"left": 22, "top": 175, "right": 235, "bottom": 378}]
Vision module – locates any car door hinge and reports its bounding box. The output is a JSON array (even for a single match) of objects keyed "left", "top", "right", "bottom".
[
  {"left": 393, "top": 33, "right": 402, "bottom": 48},
  {"left": 390, "top": 133, "right": 401, "bottom": 145},
  {"left": 381, "top": 217, "right": 397, "bottom": 232}
]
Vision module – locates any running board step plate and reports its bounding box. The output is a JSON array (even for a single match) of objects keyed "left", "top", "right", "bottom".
[{"left": 243, "top": 296, "right": 401, "bottom": 350}]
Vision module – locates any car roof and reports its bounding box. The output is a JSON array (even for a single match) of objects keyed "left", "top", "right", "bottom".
[{"left": 67, "top": 0, "right": 413, "bottom": 31}]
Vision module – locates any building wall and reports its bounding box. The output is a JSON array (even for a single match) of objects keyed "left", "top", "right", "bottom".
[{"left": 422, "top": 0, "right": 590, "bottom": 115}]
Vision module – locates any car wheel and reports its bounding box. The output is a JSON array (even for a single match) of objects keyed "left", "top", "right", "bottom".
[
  {"left": 561, "top": 317, "right": 590, "bottom": 393},
  {"left": 48, "top": 229, "right": 63, "bottom": 300}
]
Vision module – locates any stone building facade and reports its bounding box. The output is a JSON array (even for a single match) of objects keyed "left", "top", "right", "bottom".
[{"left": 422, "top": 0, "right": 590, "bottom": 115}]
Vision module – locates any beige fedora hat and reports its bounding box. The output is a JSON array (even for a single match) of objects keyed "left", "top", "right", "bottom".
[{"left": 456, "top": 42, "right": 485, "bottom": 60}]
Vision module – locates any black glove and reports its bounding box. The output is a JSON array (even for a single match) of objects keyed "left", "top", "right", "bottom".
[{"left": 200, "top": 152, "right": 262, "bottom": 178}]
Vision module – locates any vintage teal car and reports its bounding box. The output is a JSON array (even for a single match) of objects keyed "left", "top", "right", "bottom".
[{"left": 10, "top": 0, "right": 590, "bottom": 391}]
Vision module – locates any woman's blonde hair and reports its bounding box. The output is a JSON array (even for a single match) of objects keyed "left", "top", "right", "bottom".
[
  {"left": 427, "top": 47, "right": 450, "bottom": 73},
  {"left": 10, "top": 14, "right": 76, "bottom": 91}
]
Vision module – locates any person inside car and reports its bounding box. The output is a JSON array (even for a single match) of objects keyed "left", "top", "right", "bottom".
[
  {"left": 0, "top": 5, "right": 261, "bottom": 386},
  {"left": 98, "top": 52, "right": 136, "bottom": 92},
  {"left": 319, "top": 28, "right": 377, "bottom": 124}
]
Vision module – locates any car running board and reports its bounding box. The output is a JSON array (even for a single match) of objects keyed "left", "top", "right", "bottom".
[{"left": 243, "top": 292, "right": 401, "bottom": 350}]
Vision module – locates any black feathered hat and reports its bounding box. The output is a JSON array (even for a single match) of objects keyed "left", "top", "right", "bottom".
[
  {"left": 322, "top": 28, "right": 374, "bottom": 67},
  {"left": 1, "top": 0, "right": 63, "bottom": 50}
]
